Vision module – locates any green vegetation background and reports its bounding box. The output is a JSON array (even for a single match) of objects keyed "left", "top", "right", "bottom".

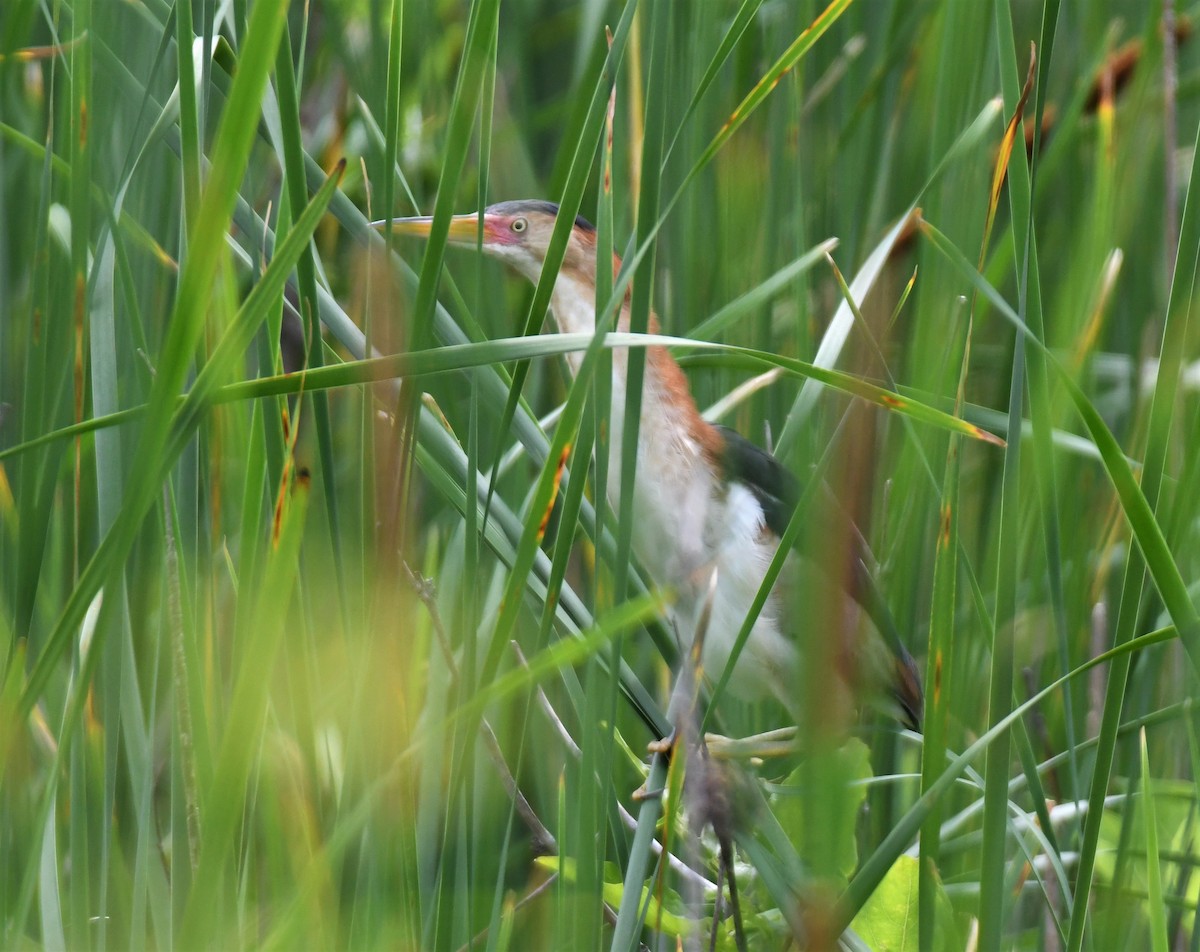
[{"left": 2, "top": 0, "right": 1199, "bottom": 948}]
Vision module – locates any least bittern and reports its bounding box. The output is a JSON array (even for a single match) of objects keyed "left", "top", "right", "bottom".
[{"left": 375, "top": 200, "right": 923, "bottom": 731}]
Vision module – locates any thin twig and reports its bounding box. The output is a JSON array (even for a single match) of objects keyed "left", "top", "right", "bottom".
[
  {"left": 514, "top": 641, "right": 582, "bottom": 759},
  {"left": 453, "top": 871, "right": 622, "bottom": 952},
  {"left": 509, "top": 641, "right": 717, "bottom": 895},
  {"left": 405, "top": 563, "right": 556, "bottom": 855},
  {"left": 453, "top": 872, "right": 559, "bottom": 952}
]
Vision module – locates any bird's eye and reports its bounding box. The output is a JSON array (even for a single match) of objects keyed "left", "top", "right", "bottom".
[{"left": 511, "top": 218, "right": 528, "bottom": 233}]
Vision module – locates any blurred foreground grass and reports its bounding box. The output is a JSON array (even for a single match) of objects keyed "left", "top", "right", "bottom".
[{"left": 3, "top": 0, "right": 1200, "bottom": 948}]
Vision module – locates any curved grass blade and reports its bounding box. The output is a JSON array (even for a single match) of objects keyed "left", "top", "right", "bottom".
[
  {"left": 919, "top": 220, "right": 1200, "bottom": 670},
  {"left": 835, "top": 624, "right": 1178, "bottom": 935},
  {"left": 661, "top": 0, "right": 765, "bottom": 163},
  {"left": 772, "top": 96, "right": 1003, "bottom": 457},
  {"left": 923, "top": 219, "right": 1200, "bottom": 949},
  {"left": 18, "top": 151, "right": 343, "bottom": 717},
  {"left": 978, "top": 28, "right": 1038, "bottom": 946},
  {"left": 688, "top": 238, "right": 838, "bottom": 343},
  {"left": 273, "top": 20, "right": 349, "bottom": 628},
  {"left": 607, "top": 4, "right": 678, "bottom": 947},
  {"left": 3, "top": 331, "right": 1007, "bottom": 467},
  {"left": 482, "top": 0, "right": 636, "bottom": 526},
  {"left": 178, "top": 476, "right": 310, "bottom": 945}
]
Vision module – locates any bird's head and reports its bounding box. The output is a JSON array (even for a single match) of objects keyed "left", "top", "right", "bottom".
[{"left": 373, "top": 200, "right": 599, "bottom": 286}]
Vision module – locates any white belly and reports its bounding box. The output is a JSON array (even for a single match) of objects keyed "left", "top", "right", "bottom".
[
  {"left": 614, "top": 394, "right": 795, "bottom": 704},
  {"left": 548, "top": 280, "right": 794, "bottom": 702},
  {"left": 674, "top": 482, "right": 797, "bottom": 704}
]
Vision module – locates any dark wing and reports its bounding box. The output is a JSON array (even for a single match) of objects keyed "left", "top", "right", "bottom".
[
  {"left": 713, "top": 425, "right": 802, "bottom": 538},
  {"left": 714, "top": 425, "right": 923, "bottom": 730}
]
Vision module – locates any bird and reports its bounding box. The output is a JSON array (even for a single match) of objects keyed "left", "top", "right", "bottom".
[{"left": 374, "top": 199, "right": 923, "bottom": 731}]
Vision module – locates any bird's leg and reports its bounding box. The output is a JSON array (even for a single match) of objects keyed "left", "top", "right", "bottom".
[
  {"left": 635, "top": 567, "right": 717, "bottom": 798},
  {"left": 638, "top": 569, "right": 756, "bottom": 947},
  {"left": 690, "top": 739, "right": 750, "bottom": 952},
  {"left": 716, "top": 817, "right": 748, "bottom": 952},
  {"left": 645, "top": 565, "right": 719, "bottom": 753},
  {"left": 709, "top": 849, "right": 727, "bottom": 952}
]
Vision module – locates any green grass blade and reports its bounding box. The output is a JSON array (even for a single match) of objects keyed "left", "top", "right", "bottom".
[
  {"left": 19, "top": 149, "right": 341, "bottom": 717},
  {"left": 1140, "top": 729, "right": 1169, "bottom": 952}
]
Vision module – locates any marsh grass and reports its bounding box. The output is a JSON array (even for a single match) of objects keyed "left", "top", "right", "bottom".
[{"left": 2, "top": 0, "right": 1200, "bottom": 948}]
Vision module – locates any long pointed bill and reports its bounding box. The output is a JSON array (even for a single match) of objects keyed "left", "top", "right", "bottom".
[{"left": 370, "top": 213, "right": 485, "bottom": 243}]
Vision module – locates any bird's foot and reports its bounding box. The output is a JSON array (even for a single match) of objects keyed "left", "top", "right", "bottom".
[
  {"left": 632, "top": 727, "right": 681, "bottom": 801},
  {"left": 631, "top": 783, "right": 664, "bottom": 802},
  {"left": 646, "top": 727, "right": 678, "bottom": 756}
]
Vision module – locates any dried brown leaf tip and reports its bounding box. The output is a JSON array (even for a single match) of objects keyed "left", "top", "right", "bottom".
[
  {"left": 969, "top": 424, "right": 1006, "bottom": 448},
  {"left": 536, "top": 443, "right": 571, "bottom": 544},
  {"left": 272, "top": 473, "right": 287, "bottom": 546},
  {"left": 991, "top": 44, "right": 1038, "bottom": 207},
  {"left": 1084, "top": 16, "right": 1191, "bottom": 115},
  {"left": 1023, "top": 104, "right": 1057, "bottom": 160},
  {"left": 1024, "top": 14, "right": 1194, "bottom": 153},
  {"left": 887, "top": 206, "right": 924, "bottom": 262},
  {"left": 0, "top": 33, "right": 87, "bottom": 62},
  {"left": 604, "top": 26, "right": 615, "bottom": 195}
]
